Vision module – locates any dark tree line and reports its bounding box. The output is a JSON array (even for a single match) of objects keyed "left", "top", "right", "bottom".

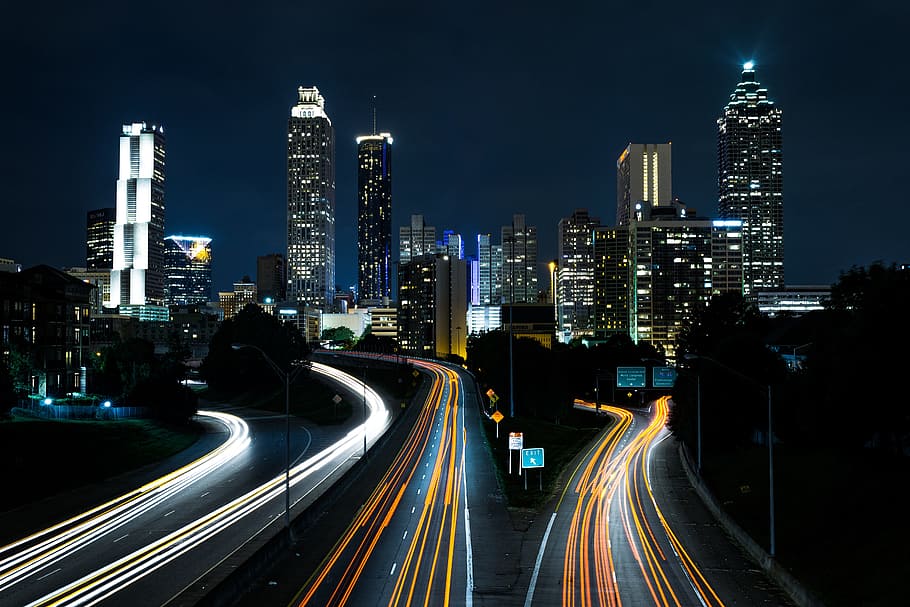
[{"left": 670, "top": 262, "right": 910, "bottom": 458}]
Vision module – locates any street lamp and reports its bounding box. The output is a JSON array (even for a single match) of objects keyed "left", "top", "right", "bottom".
[
  {"left": 232, "top": 343, "right": 302, "bottom": 539},
  {"left": 684, "top": 353, "right": 775, "bottom": 558}
]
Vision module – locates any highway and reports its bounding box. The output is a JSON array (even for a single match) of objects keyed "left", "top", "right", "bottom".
[
  {"left": 524, "top": 397, "right": 791, "bottom": 607},
  {"left": 0, "top": 361, "right": 391, "bottom": 607},
  {"left": 291, "top": 355, "right": 471, "bottom": 607}
]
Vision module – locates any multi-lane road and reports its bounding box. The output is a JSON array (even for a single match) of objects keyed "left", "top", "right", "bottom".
[{"left": 0, "top": 361, "right": 391, "bottom": 607}]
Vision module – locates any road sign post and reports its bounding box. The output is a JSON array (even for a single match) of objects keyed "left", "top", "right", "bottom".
[
  {"left": 509, "top": 432, "right": 523, "bottom": 475},
  {"left": 521, "top": 448, "right": 544, "bottom": 491},
  {"left": 491, "top": 409, "right": 504, "bottom": 437}
]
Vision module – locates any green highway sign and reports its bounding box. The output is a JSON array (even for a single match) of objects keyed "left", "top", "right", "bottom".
[
  {"left": 652, "top": 367, "right": 677, "bottom": 388},
  {"left": 616, "top": 366, "right": 646, "bottom": 388}
]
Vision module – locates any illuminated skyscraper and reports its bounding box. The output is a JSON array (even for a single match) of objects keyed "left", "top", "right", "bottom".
[
  {"left": 501, "top": 214, "right": 538, "bottom": 304},
  {"left": 86, "top": 207, "right": 115, "bottom": 269},
  {"left": 399, "top": 214, "right": 436, "bottom": 263},
  {"left": 110, "top": 122, "right": 166, "bottom": 311},
  {"left": 356, "top": 125, "right": 393, "bottom": 303},
  {"left": 717, "top": 62, "right": 784, "bottom": 294},
  {"left": 616, "top": 143, "right": 672, "bottom": 226},
  {"left": 475, "top": 233, "right": 502, "bottom": 305},
  {"left": 557, "top": 209, "right": 600, "bottom": 342},
  {"left": 287, "top": 86, "right": 335, "bottom": 311},
  {"left": 164, "top": 235, "right": 213, "bottom": 306}
]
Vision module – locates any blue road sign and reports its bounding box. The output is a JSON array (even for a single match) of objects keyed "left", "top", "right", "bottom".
[
  {"left": 521, "top": 448, "right": 545, "bottom": 469},
  {"left": 653, "top": 366, "right": 677, "bottom": 388},
  {"left": 616, "top": 366, "right": 646, "bottom": 388}
]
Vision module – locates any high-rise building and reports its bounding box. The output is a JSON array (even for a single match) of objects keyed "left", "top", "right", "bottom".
[
  {"left": 717, "top": 62, "right": 784, "bottom": 294},
  {"left": 218, "top": 277, "right": 257, "bottom": 320},
  {"left": 163, "top": 235, "right": 213, "bottom": 306},
  {"left": 86, "top": 207, "right": 116, "bottom": 269},
  {"left": 501, "top": 214, "right": 538, "bottom": 303},
  {"left": 110, "top": 122, "right": 166, "bottom": 313},
  {"left": 616, "top": 143, "right": 672, "bottom": 226},
  {"left": 442, "top": 230, "right": 464, "bottom": 259},
  {"left": 593, "top": 202, "right": 743, "bottom": 358},
  {"left": 287, "top": 86, "right": 335, "bottom": 311},
  {"left": 557, "top": 209, "right": 601, "bottom": 342},
  {"left": 256, "top": 253, "right": 286, "bottom": 302},
  {"left": 399, "top": 214, "right": 436, "bottom": 263},
  {"left": 476, "top": 234, "right": 503, "bottom": 305},
  {"left": 397, "top": 254, "right": 467, "bottom": 359},
  {"left": 356, "top": 126, "right": 393, "bottom": 302}
]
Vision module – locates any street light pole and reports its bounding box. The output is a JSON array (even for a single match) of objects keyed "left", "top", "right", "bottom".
[
  {"left": 232, "top": 343, "right": 296, "bottom": 539},
  {"left": 684, "top": 352, "right": 774, "bottom": 558}
]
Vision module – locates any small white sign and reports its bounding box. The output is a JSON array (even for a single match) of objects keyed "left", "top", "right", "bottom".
[{"left": 508, "top": 432, "right": 523, "bottom": 450}]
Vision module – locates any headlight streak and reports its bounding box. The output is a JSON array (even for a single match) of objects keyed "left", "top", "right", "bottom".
[
  {"left": 293, "top": 356, "right": 466, "bottom": 607},
  {"left": 561, "top": 397, "right": 725, "bottom": 607},
  {"left": 21, "top": 363, "right": 389, "bottom": 607},
  {"left": 0, "top": 410, "right": 250, "bottom": 593}
]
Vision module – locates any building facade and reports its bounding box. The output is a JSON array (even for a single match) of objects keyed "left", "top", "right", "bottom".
[
  {"left": 218, "top": 277, "right": 256, "bottom": 320},
  {"left": 592, "top": 226, "right": 631, "bottom": 340},
  {"left": 287, "top": 86, "right": 335, "bottom": 311},
  {"left": 356, "top": 131, "right": 393, "bottom": 302},
  {"left": 501, "top": 214, "right": 538, "bottom": 304},
  {"left": 399, "top": 214, "right": 436, "bottom": 264},
  {"left": 397, "top": 254, "right": 467, "bottom": 359},
  {"left": 110, "top": 122, "right": 166, "bottom": 312},
  {"left": 616, "top": 143, "right": 672, "bottom": 226},
  {"left": 476, "top": 233, "right": 503, "bottom": 305},
  {"left": 163, "top": 235, "right": 213, "bottom": 306},
  {"left": 557, "top": 209, "right": 600, "bottom": 342},
  {"left": 256, "top": 253, "right": 286, "bottom": 303},
  {"left": 717, "top": 62, "right": 784, "bottom": 295},
  {"left": 86, "top": 207, "right": 116, "bottom": 269}
]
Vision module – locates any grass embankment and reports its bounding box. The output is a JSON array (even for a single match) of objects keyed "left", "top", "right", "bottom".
[
  {"left": 704, "top": 444, "right": 910, "bottom": 607},
  {"left": 481, "top": 410, "right": 610, "bottom": 509},
  {"left": 0, "top": 418, "right": 202, "bottom": 513}
]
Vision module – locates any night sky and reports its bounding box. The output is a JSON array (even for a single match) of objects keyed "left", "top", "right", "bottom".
[{"left": 3, "top": 2, "right": 907, "bottom": 294}]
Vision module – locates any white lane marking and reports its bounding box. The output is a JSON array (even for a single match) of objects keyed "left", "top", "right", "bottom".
[
  {"left": 163, "top": 510, "right": 175, "bottom": 517},
  {"left": 113, "top": 534, "right": 129, "bottom": 543},
  {"left": 200, "top": 491, "right": 210, "bottom": 498},
  {"left": 524, "top": 512, "right": 557, "bottom": 607},
  {"left": 390, "top": 562, "right": 397, "bottom": 576},
  {"left": 402, "top": 531, "right": 408, "bottom": 540},
  {"left": 417, "top": 489, "right": 421, "bottom": 495},
  {"left": 36, "top": 568, "right": 61, "bottom": 581},
  {"left": 411, "top": 506, "right": 415, "bottom": 514}
]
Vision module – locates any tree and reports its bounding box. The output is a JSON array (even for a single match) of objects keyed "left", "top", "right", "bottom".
[
  {"left": 321, "top": 326, "right": 355, "bottom": 346},
  {"left": 201, "top": 304, "right": 308, "bottom": 394}
]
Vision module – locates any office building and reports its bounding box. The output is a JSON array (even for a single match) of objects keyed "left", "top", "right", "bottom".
[
  {"left": 476, "top": 234, "right": 503, "bottom": 305},
  {"left": 756, "top": 285, "right": 830, "bottom": 317},
  {"left": 218, "top": 277, "right": 257, "bottom": 320},
  {"left": 356, "top": 127, "right": 393, "bottom": 302},
  {"left": 717, "top": 62, "right": 784, "bottom": 294},
  {"left": 557, "top": 209, "right": 600, "bottom": 342},
  {"left": 163, "top": 235, "right": 213, "bottom": 306},
  {"left": 287, "top": 86, "right": 335, "bottom": 311},
  {"left": 257, "top": 253, "right": 286, "bottom": 303},
  {"left": 616, "top": 143, "right": 672, "bottom": 226},
  {"left": 64, "top": 267, "right": 111, "bottom": 314},
  {"left": 501, "top": 214, "right": 538, "bottom": 303},
  {"left": 399, "top": 214, "right": 436, "bottom": 263},
  {"left": 592, "top": 226, "right": 631, "bottom": 340},
  {"left": 86, "top": 207, "right": 116, "bottom": 269},
  {"left": 397, "top": 254, "right": 467, "bottom": 359},
  {"left": 110, "top": 122, "right": 166, "bottom": 314},
  {"left": 442, "top": 230, "right": 464, "bottom": 259}
]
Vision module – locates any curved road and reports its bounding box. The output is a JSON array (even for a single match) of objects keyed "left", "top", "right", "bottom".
[{"left": 0, "top": 362, "right": 391, "bottom": 607}]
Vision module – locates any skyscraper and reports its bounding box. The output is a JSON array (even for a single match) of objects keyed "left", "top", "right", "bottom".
[
  {"left": 257, "top": 253, "right": 286, "bottom": 302},
  {"left": 557, "top": 209, "right": 600, "bottom": 342},
  {"left": 476, "top": 233, "right": 502, "bottom": 305},
  {"left": 110, "top": 122, "right": 166, "bottom": 312},
  {"left": 86, "top": 207, "right": 115, "bottom": 269},
  {"left": 399, "top": 214, "right": 436, "bottom": 263},
  {"left": 616, "top": 143, "right": 672, "bottom": 226},
  {"left": 287, "top": 86, "right": 335, "bottom": 311},
  {"left": 501, "top": 214, "right": 538, "bottom": 303},
  {"left": 356, "top": 122, "right": 393, "bottom": 303},
  {"left": 717, "top": 62, "right": 784, "bottom": 294},
  {"left": 442, "top": 230, "right": 464, "bottom": 259},
  {"left": 163, "top": 235, "right": 213, "bottom": 306}
]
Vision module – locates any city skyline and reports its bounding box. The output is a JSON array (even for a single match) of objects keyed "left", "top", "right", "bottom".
[{"left": 3, "top": 3, "right": 908, "bottom": 294}]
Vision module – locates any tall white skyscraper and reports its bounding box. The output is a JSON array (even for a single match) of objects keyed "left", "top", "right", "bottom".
[
  {"left": 476, "top": 233, "right": 502, "bottom": 305},
  {"left": 616, "top": 142, "right": 672, "bottom": 226},
  {"left": 110, "top": 122, "right": 166, "bottom": 311},
  {"left": 288, "top": 86, "right": 335, "bottom": 310},
  {"left": 557, "top": 209, "right": 600, "bottom": 342}
]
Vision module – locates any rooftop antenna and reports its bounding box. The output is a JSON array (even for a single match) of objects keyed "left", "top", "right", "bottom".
[{"left": 371, "top": 95, "right": 377, "bottom": 135}]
